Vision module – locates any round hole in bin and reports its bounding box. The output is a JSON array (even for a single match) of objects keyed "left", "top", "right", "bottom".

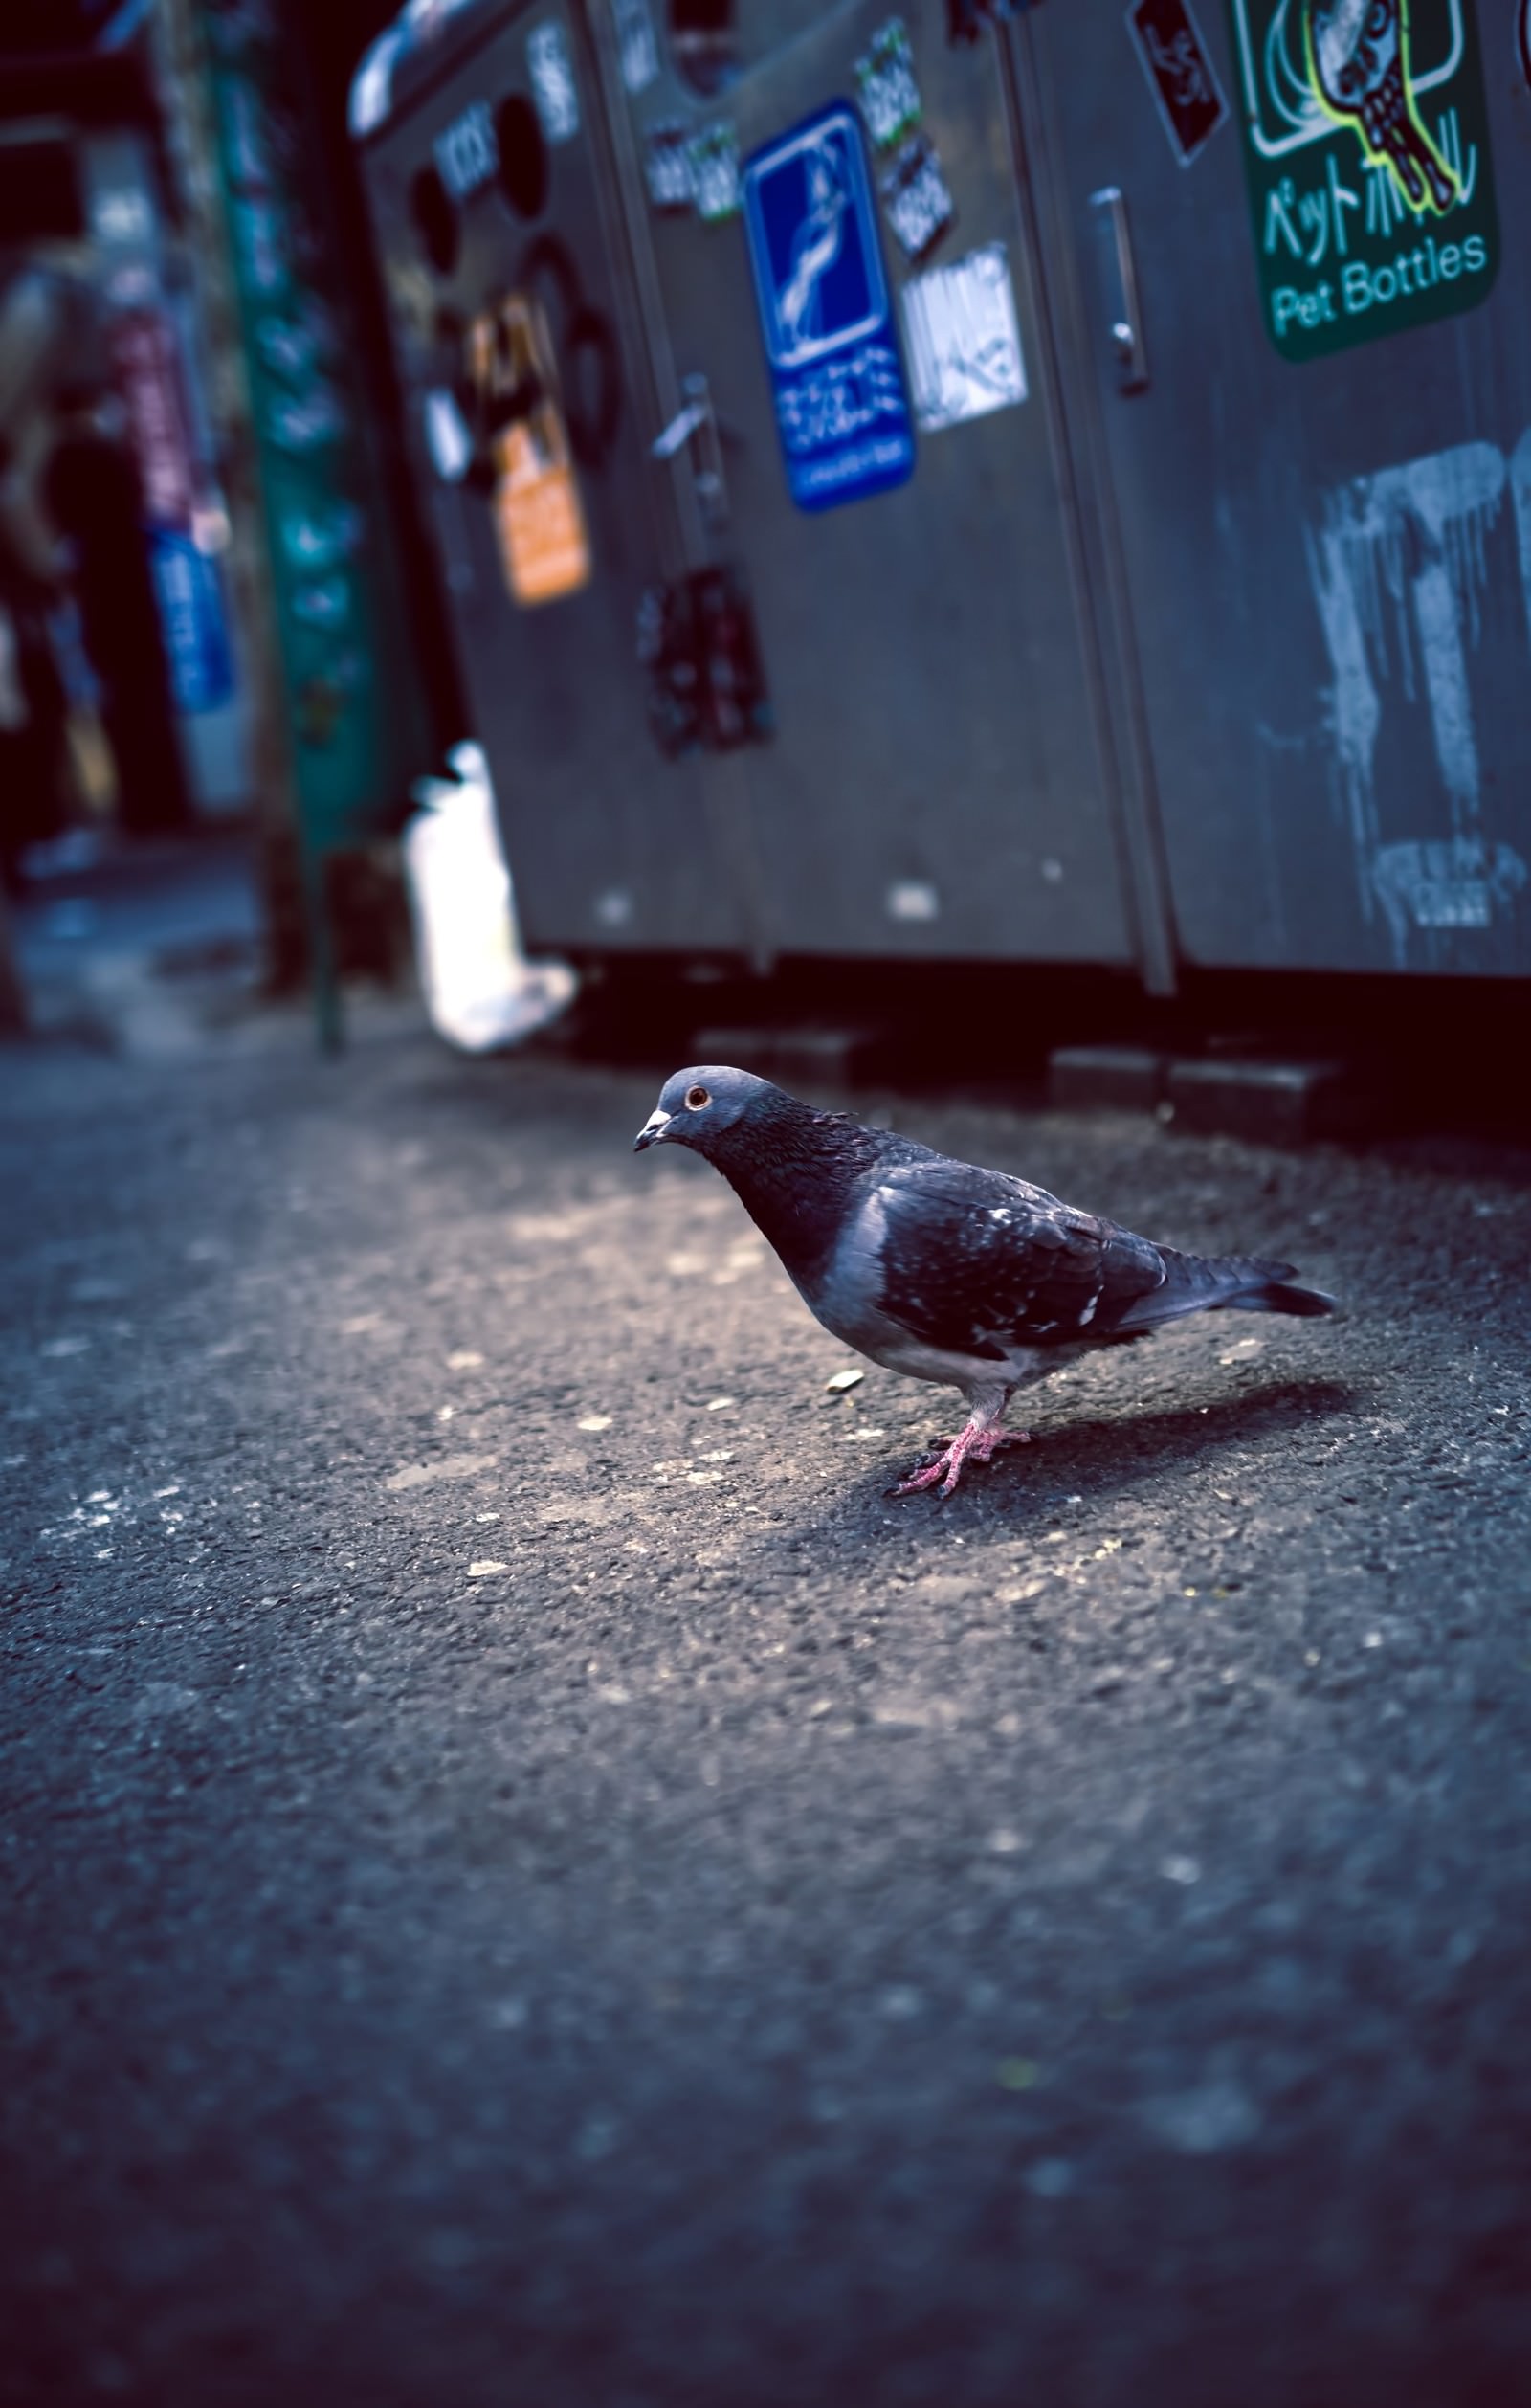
[
  {"left": 410, "top": 163, "right": 458, "bottom": 275},
  {"left": 495, "top": 93, "right": 548, "bottom": 220},
  {"left": 669, "top": 0, "right": 736, "bottom": 98}
]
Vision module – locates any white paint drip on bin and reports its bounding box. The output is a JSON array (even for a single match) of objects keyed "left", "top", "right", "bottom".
[{"left": 1308, "top": 435, "right": 1528, "bottom": 957}]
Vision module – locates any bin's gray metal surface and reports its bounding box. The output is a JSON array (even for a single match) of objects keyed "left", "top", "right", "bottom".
[{"left": 1027, "top": 0, "right": 1530, "bottom": 975}]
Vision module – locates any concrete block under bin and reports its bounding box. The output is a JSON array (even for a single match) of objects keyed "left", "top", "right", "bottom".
[
  {"left": 690, "top": 1027, "right": 878, "bottom": 1088},
  {"left": 1165, "top": 1058, "right": 1364, "bottom": 1147},
  {"left": 1048, "top": 1046, "right": 1166, "bottom": 1113}
]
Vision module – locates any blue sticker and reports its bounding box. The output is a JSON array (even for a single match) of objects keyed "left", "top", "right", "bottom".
[
  {"left": 148, "top": 526, "right": 236, "bottom": 716},
  {"left": 743, "top": 101, "right": 915, "bottom": 514}
]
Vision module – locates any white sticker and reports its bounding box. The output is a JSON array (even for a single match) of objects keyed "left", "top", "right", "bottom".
[
  {"left": 610, "top": 0, "right": 659, "bottom": 93},
  {"left": 644, "top": 122, "right": 694, "bottom": 211},
  {"left": 527, "top": 21, "right": 580, "bottom": 143},
  {"left": 900, "top": 242, "right": 1027, "bottom": 433},
  {"left": 433, "top": 98, "right": 498, "bottom": 200}
]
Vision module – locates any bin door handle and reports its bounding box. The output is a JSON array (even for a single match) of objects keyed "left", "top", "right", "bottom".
[
  {"left": 652, "top": 395, "right": 708, "bottom": 458},
  {"left": 652, "top": 371, "right": 729, "bottom": 529},
  {"left": 1089, "top": 186, "right": 1149, "bottom": 394}
]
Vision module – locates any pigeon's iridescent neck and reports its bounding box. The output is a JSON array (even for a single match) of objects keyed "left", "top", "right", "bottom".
[{"left": 706, "top": 1103, "right": 886, "bottom": 1291}]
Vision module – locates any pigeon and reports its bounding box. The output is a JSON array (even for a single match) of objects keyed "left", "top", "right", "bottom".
[{"left": 634, "top": 1065, "right": 1337, "bottom": 1497}]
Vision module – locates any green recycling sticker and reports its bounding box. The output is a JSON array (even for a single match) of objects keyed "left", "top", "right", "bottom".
[{"left": 1227, "top": 0, "right": 1498, "bottom": 362}]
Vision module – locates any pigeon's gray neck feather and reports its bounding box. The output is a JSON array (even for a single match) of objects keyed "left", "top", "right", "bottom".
[{"left": 705, "top": 1101, "right": 894, "bottom": 1292}]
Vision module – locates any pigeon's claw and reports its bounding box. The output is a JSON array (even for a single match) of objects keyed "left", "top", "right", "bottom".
[
  {"left": 887, "top": 1423, "right": 1032, "bottom": 1500},
  {"left": 886, "top": 1451, "right": 955, "bottom": 1500}
]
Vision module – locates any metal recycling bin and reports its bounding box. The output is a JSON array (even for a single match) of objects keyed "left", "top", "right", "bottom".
[
  {"left": 351, "top": 0, "right": 764, "bottom": 966},
  {"left": 1034, "top": 0, "right": 1531, "bottom": 978},
  {"left": 352, "top": 0, "right": 1530, "bottom": 987},
  {"left": 349, "top": 0, "right": 1152, "bottom": 981}
]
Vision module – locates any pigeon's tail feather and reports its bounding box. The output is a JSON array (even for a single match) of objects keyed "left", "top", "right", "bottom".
[
  {"left": 1113, "top": 1246, "right": 1336, "bottom": 1331},
  {"left": 1221, "top": 1277, "right": 1337, "bottom": 1318}
]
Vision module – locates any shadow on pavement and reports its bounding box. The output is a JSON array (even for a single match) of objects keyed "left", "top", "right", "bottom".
[{"left": 826, "top": 1377, "right": 1365, "bottom": 1534}]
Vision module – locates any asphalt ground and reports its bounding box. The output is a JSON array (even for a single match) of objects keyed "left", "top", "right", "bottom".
[{"left": 3, "top": 1014, "right": 1530, "bottom": 2408}]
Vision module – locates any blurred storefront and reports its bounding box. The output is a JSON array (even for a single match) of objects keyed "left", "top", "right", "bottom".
[
  {"left": 0, "top": 26, "right": 247, "bottom": 858},
  {"left": 0, "top": 1, "right": 447, "bottom": 1028}
]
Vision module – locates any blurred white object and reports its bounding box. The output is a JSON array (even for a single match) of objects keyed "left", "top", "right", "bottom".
[
  {"left": 423, "top": 388, "right": 472, "bottom": 483},
  {"left": 402, "top": 741, "right": 576, "bottom": 1052}
]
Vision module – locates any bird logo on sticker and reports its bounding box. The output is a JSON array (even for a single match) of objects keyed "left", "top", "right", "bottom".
[
  {"left": 778, "top": 137, "right": 852, "bottom": 352},
  {"left": 747, "top": 113, "right": 883, "bottom": 371},
  {"left": 1304, "top": 0, "right": 1457, "bottom": 212}
]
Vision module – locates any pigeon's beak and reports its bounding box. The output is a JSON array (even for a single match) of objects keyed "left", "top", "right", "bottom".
[{"left": 633, "top": 1109, "right": 672, "bottom": 1152}]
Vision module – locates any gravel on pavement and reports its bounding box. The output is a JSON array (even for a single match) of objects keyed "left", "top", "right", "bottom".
[{"left": 3, "top": 1021, "right": 1529, "bottom": 2407}]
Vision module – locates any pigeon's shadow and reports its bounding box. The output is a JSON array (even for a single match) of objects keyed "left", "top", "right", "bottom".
[{"left": 850, "top": 1375, "right": 1364, "bottom": 1531}]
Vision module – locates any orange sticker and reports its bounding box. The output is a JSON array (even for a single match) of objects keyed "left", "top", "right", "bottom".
[
  {"left": 491, "top": 419, "right": 590, "bottom": 605},
  {"left": 468, "top": 294, "right": 591, "bottom": 607}
]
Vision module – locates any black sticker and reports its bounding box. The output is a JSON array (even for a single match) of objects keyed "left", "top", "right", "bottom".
[
  {"left": 1125, "top": 0, "right": 1229, "bottom": 166},
  {"left": 880, "top": 131, "right": 956, "bottom": 264},
  {"left": 644, "top": 121, "right": 694, "bottom": 213}
]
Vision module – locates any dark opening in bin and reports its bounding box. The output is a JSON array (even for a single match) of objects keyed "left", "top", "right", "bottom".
[
  {"left": 669, "top": 0, "right": 736, "bottom": 97},
  {"left": 495, "top": 93, "right": 548, "bottom": 220},
  {"left": 410, "top": 163, "right": 458, "bottom": 275}
]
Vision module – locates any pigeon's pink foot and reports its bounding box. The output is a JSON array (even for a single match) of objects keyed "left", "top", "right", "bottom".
[
  {"left": 888, "top": 1425, "right": 1032, "bottom": 1499},
  {"left": 969, "top": 1427, "right": 1032, "bottom": 1467}
]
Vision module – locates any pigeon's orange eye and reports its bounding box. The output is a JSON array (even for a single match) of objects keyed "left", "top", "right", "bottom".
[{"left": 685, "top": 1084, "right": 710, "bottom": 1111}]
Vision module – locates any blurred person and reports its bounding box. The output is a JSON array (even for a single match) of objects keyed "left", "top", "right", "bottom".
[
  {"left": 0, "top": 542, "right": 69, "bottom": 898},
  {"left": 44, "top": 381, "right": 189, "bottom": 836},
  {"left": 0, "top": 264, "right": 76, "bottom": 589}
]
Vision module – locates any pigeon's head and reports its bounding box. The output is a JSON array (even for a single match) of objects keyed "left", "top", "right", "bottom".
[{"left": 633, "top": 1065, "right": 773, "bottom": 1159}]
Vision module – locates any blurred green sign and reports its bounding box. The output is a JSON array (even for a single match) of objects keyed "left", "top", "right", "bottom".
[{"left": 204, "top": 0, "right": 427, "bottom": 843}]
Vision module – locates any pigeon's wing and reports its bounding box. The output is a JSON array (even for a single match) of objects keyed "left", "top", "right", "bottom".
[{"left": 869, "top": 1159, "right": 1166, "bottom": 1358}]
